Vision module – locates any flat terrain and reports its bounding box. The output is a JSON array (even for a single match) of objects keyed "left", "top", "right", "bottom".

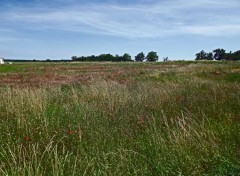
[
  {"left": 1, "top": 61, "right": 240, "bottom": 86},
  {"left": 0, "top": 61, "right": 240, "bottom": 175}
]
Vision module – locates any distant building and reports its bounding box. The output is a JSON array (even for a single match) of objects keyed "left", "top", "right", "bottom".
[{"left": 0, "top": 58, "right": 4, "bottom": 64}]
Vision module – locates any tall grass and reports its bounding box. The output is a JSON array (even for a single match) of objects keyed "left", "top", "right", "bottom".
[{"left": 0, "top": 62, "right": 240, "bottom": 175}]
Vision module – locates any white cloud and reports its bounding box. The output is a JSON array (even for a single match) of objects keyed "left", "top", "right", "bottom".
[
  {"left": 183, "top": 25, "right": 240, "bottom": 36},
  {"left": 1, "top": 0, "right": 240, "bottom": 38}
]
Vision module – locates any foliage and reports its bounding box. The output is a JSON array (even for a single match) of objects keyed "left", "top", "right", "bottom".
[
  {"left": 195, "top": 50, "right": 213, "bottom": 60},
  {"left": 195, "top": 48, "right": 240, "bottom": 61},
  {"left": 213, "top": 48, "right": 226, "bottom": 60},
  {"left": 146, "top": 51, "right": 159, "bottom": 62},
  {"left": 122, "top": 53, "right": 132, "bottom": 62},
  {"left": 72, "top": 53, "right": 134, "bottom": 62},
  {"left": 135, "top": 52, "right": 145, "bottom": 62},
  {"left": 72, "top": 51, "right": 158, "bottom": 62}
]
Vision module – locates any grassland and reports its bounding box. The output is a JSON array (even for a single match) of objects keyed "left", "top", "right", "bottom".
[{"left": 0, "top": 61, "right": 240, "bottom": 175}]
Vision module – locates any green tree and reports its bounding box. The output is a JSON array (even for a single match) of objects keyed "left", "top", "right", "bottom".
[
  {"left": 213, "top": 48, "right": 226, "bottom": 60},
  {"left": 206, "top": 52, "right": 213, "bottom": 60},
  {"left": 122, "top": 53, "right": 132, "bottom": 61},
  {"left": 146, "top": 51, "right": 158, "bottom": 62},
  {"left": 135, "top": 52, "right": 145, "bottom": 62},
  {"left": 195, "top": 50, "right": 207, "bottom": 60},
  {"left": 232, "top": 50, "right": 240, "bottom": 60},
  {"left": 98, "top": 54, "right": 114, "bottom": 61},
  {"left": 114, "top": 54, "right": 121, "bottom": 62}
]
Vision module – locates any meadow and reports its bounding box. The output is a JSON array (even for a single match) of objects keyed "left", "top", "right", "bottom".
[{"left": 0, "top": 61, "right": 239, "bottom": 175}]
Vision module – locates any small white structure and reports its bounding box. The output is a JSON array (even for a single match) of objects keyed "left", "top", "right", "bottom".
[{"left": 0, "top": 58, "right": 4, "bottom": 64}]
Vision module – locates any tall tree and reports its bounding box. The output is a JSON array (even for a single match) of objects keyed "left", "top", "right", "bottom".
[
  {"left": 206, "top": 52, "right": 213, "bottom": 60},
  {"left": 232, "top": 50, "right": 240, "bottom": 60},
  {"left": 122, "top": 53, "right": 132, "bottom": 61},
  {"left": 195, "top": 50, "right": 207, "bottom": 60},
  {"left": 213, "top": 48, "right": 226, "bottom": 60},
  {"left": 146, "top": 51, "right": 158, "bottom": 62},
  {"left": 135, "top": 52, "right": 145, "bottom": 62}
]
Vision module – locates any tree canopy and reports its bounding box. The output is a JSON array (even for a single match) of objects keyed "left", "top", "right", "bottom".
[
  {"left": 213, "top": 49, "right": 226, "bottom": 60},
  {"left": 146, "top": 51, "right": 159, "bottom": 62},
  {"left": 71, "top": 54, "right": 124, "bottom": 62},
  {"left": 195, "top": 49, "right": 240, "bottom": 61},
  {"left": 72, "top": 51, "right": 158, "bottom": 62},
  {"left": 135, "top": 52, "right": 145, "bottom": 62},
  {"left": 195, "top": 50, "right": 213, "bottom": 60}
]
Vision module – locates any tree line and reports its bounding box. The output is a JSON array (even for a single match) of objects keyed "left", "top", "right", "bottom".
[
  {"left": 71, "top": 51, "right": 159, "bottom": 62},
  {"left": 195, "top": 49, "right": 240, "bottom": 61}
]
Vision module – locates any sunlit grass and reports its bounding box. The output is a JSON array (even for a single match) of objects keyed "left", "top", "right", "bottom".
[{"left": 0, "top": 61, "right": 240, "bottom": 175}]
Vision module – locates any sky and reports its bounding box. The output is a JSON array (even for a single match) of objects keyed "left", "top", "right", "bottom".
[{"left": 0, "top": 0, "right": 240, "bottom": 60}]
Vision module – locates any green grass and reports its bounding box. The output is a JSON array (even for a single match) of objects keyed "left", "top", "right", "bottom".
[
  {"left": 0, "top": 61, "right": 240, "bottom": 175},
  {"left": 0, "top": 64, "right": 33, "bottom": 73}
]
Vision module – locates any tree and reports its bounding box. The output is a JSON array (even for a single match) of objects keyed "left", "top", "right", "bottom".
[
  {"left": 122, "top": 53, "right": 132, "bottom": 61},
  {"left": 146, "top": 51, "right": 158, "bottom": 62},
  {"left": 195, "top": 50, "right": 207, "bottom": 60},
  {"left": 206, "top": 52, "right": 213, "bottom": 60},
  {"left": 135, "top": 52, "right": 145, "bottom": 62},
  {"left": 213, "top": 48, "right": 226, "bottom": 60},
  {"left": 98, "top": 54, "right": 114, "bottom": 61},
  {"left": 232, "top": 50, "right": 240, "bottom": 60},
  {"left": 71, "top": 56, "right": 78, "bottom": 61},
  {"left": 163, "top": 57, "right": 169, "bottom": 62},
  {"left": 195, "top": 50, "right": 214, "bottom": 60},
  {"left": 114, "top": 54, "right": 121, "bottom": 62}
]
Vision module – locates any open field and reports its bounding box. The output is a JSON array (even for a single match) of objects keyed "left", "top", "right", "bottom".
[{"left": 0, "top": 61, "right": 240, "bottom": 175}]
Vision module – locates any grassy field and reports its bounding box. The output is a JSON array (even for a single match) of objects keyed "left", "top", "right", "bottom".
[{"left": 0, "top": 61, "right": 240, "bottom": 175}]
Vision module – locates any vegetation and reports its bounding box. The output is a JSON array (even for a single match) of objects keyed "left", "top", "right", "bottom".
[
  {"left": 0, "top": 61, "right": 240, "bottom": 175},
  {"left": 146, "top": 51, "right": 159, "bottom": 62},
  {"left": 135, "top": 52, "right": 145, "bottom": 62},
  {"left": 72, "top": 51, "right": 158, "bottom": 62},
  {"left": 195, "top": 48, "right": 240, "bottom": 61}
]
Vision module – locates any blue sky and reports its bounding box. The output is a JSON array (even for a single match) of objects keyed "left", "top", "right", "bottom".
[{"left": 0, "top": 0, "right": 240, "bottom": 60}]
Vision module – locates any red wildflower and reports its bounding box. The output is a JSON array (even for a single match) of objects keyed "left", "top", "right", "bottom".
[
  {"left": 68, "top": 130, "right": 74, "bottom": 135},
  {"left": 25, "top": 137, "right": 30, "bottom": 141}
]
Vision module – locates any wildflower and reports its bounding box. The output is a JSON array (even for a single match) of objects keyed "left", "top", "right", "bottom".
[
  {"left": 68, "top": 130, "right": 75, "bottom": 135},
  {"left": 25, "top": 137, "right": 30, "bottom": 141}
]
